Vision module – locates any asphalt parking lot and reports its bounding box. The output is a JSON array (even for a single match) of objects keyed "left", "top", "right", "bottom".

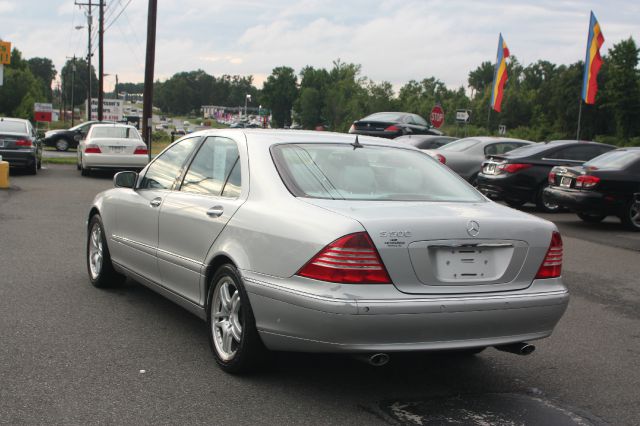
[{"left": 1, "top": 164, "right": 639, "bottom": 425}]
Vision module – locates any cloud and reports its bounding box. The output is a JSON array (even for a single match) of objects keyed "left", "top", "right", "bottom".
[{"left": 0, "top": 1, "right": 15, "bottom": 13}]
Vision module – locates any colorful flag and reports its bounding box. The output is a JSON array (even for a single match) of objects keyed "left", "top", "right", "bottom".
[
  {"left": 582, "top": 11, "right": 605, "bottom": 104},
  {"left": 490, "top": 33, "right": 510, "bottom": 112}
]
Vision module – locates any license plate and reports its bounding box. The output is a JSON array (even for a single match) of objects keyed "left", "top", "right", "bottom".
[
  {"left": 110, "top": 146, "right": 124, "bottom": 153},
  {"left": 484, "top": 163, "right": 496, "bottom": 174},
  {"left": 431, "top": 246, "right": 508, "bottom": 281},
  {"left": 560, "top": 176, "right": 572, "bottom": 188}
]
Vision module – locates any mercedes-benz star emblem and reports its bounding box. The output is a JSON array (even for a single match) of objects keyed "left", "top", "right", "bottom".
[{"left": 467, "top": 220, "right": 480, "bottom": 237}]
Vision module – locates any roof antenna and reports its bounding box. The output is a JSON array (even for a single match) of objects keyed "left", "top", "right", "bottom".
[{"left": 351, "top": 134, "right": 363, "bottom": 150}]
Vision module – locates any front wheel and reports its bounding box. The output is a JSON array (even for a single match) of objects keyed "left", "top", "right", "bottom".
[
  {"left": 87, "top": 214, "right": 125, "bottom": 287},
  {"left": 621, "top": 198, "right": 640, "bottom": 231},
  {"left": 577, "top": 212, "right": 606, "bottom": 223},
  {"left": 207, "top": 264, "right": 267, "bottom": 374}
]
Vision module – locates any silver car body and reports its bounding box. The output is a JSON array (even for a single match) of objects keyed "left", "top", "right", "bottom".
[
  {"left": 427, "top": 137, "right": 534, "bottom": 182},
  {"left": 89, "top": 130, "right": 568, "bottom": 353},
  {"left": 78, "top": 124, "right": 148, "bottom": 171}
]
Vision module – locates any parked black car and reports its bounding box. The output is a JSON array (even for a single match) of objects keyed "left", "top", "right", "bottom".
[
  {"left": 43, "top": 120, "right": 113, "bottom": 151},
  {"left": 0, "top": 117, "right": 43, "bottom": 175},
  {"left": 476, "top": 140, "right": 616, "bottom": 212},
  {"left": 394, "top": 135, "right": 457, "bottom": 149},
  {"left": 348, "top": 112, "right": 442, "bottom": 139},
  {"left": 544, "top": 148, "right": 640, "bottom": 230}
]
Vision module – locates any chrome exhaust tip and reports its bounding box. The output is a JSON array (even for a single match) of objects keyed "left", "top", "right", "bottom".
[
  {"left": 495, "top": 342, "right": 536, "bottom": 356},
  {"left": 354, "top": 353, "right": 390, "bottom": 366}
]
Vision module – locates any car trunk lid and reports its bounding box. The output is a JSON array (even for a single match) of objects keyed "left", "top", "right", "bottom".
[
  {"left": 93, "top": 138, "right": 138, "bottom": 155},
  {"left": 301, "top": 199, "right": 553, "bottom": 294},
  {"left": 0, "top": 133, "right": 30, "bottom": 150}
]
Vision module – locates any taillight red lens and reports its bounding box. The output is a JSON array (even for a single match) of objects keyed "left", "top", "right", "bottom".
[
  {"left": 575, "top": 175, "right": 600, "bottom": 189},
  {"left": 15, "top": 139, "right": 32, "bottom": 147},
  {"left": 548, "top": 171, "right": 556, "bottom": 185},
  {"left": 435, "top": 153, "right": 446, "bottom": 164},
  {"left": 297, "top": 232, "right": 391, "bottom": 284},
  {"left": 84, "top": 144, "right": 102, "bottom": 154},
  {"left": 385, "top": 125, "right": 400, "bottom": 132},
  {"left": 499, "top": 163, "right": 532, "bottom": 173},
  {"left": 535, "top": 231, "right": 562, "bottom": 279},
  {"left": 134, "top": 146, "right": 148, "bottom": 155}
]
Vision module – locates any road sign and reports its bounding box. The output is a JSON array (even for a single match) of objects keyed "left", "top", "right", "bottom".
[
  {"left": 0, "top": 41, "right": 11, "bottom": 65},
  {"left": 498, "top": 125, "right": 507, "bottom": 135},
  {"left": 456, "top": 109, "right": 471, "bottom": 123},
  {"left": 430, "top": 105, "right": 445, "bottom": 128},
  {"left": 34, "top": 103, "right": 53, "bottom": 122}
]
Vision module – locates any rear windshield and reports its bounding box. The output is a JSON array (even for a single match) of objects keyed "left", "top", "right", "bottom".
[
  {"left": 500, "top": 142, "right": 550, "bottom": 157},
  {"left": 362, "top": 112, "right": 404, "bottom": 122},
  {"left": 439, "top": 138, "right": 479, "bottom": 152},
  {"left": 91, "top": 126, "right": 141, "bottom": 139},
  {"left": 584, "top": 150, "right": 640, "bottom": 169},
  {"left": 0, "top": 120, "right": 27, "bottom": 134},
  {"left": 271, "top": 143, "right": 484, "bottom": 202}
]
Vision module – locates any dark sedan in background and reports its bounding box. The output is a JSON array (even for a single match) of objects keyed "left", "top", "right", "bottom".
[
  {"left": 477, "top": 140, "right": 615, "bottom": 212},
  {"left": 0, "top": 117, "right": 42, "bottom": 175},
  {"left": 544, "top": 147, "right": 640, "bottom": 230},
  {"left": 348, "top": 112, "right": 442, "bottom": 139},
  {"left": 43, "top": 120, "right": 113, "bottom": 151},
  {"left": 394, "top": 135, "right": 457, "bottom": 150}
]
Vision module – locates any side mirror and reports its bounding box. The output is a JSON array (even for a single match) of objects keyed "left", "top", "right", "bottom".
[{"left": 114, "top": 171, "right": 138, "bottom": 188}]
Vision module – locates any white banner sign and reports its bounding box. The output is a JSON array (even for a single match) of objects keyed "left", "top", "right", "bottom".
[
  {"left": 34, "top": 103, "right": 53, "bottom": 112},
  {"left": 88, "top": 98, "right": 124, "bottom": 121}
]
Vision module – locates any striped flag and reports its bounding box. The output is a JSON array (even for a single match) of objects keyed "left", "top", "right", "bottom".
[
  {"left": 582, "top": 11, "right": 605, "bottom": 104},
  {"left": 490, "top": 33, "right": 510, "bottom": 112}
]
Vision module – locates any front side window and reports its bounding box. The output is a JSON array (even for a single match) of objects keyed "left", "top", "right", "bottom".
[
  {"left": 180, "top": 137, "right": 241, "bottom": 197},
  {"left": 139, "top": 137, "right": 200, "bottom": 190},
  {"left": 272, "top": 143, "right": 484, "bottom": 202}
]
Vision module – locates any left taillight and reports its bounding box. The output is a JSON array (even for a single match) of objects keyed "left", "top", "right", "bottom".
[
  {"left": 134, "top": 146, "right": 148, "bottom": 155},
  {"left": 535, "top": 231, "right": 563, "bottom": 279},
  {"left": 297, "top": 232, "right": 392, "bottom": 284},
  {"left": 499, "top": 163, "right": 531, "bottom": 173},
  {"left": 84, "top": 144, "right": 102, "bottom": 154},
  {"left": 15, "top": 139, "right": 32, "bottom": 147},
  {"left": 435, "top": 153, "right": 446, "bottom": 164},
  {"left": 548, "top": 171, "right": 556, "bottom": 185}
]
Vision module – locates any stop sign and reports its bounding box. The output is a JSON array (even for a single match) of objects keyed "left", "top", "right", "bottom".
[{"left": 430, "top": 105, "right": 445, "bottom": 128}]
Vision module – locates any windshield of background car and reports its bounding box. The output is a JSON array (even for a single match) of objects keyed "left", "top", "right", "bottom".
[
  {"left": 272, "top": 144, "right": 484, "bottom": 202},
  {"left": 362, "top": 112, "right": 404, "bottom": 122},
  {"left": 0, "top": 121, "right": 27, "bottom": 134},
  {"left": 91, "top": 126, "right": 141, "bottom": 139},
  {"left": 439, "top": 138, "right": 479, "bottom": 152},
  {"left": 584, "top": 150, "right": 640, "bottom": 169}
]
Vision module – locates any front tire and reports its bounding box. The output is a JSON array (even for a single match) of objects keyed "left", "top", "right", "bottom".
[
  {"left": 87, "top": 214, "right": 125, "bottom": 287},
  {"left": 207, "top": 264, "right": 267, "bottom": 374}
]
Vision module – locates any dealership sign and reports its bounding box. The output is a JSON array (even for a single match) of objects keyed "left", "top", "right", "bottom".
[
  {"left": 88, "top": 98, "right": 124, "bottom": 121},
  {"left": 34, "top": 103, "right": 53, "bottom": 122}
]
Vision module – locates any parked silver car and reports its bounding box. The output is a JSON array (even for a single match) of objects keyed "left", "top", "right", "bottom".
[
  {"left": 86, "top": 130, "right": 568, "bottom": 373},
  {"left": 427, "top": 137, "right": 534, "bottom": 184}
]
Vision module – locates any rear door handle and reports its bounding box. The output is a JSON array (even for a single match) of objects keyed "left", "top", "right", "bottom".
[
  {"left": 206, "top": 206, "right": 224, "bottom": 218},
  {"left": 149, "top": 197, "right": 162, "bottom": 208}
]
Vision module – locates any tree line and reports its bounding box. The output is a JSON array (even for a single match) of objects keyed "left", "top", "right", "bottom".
[{"left": 2, "top": 37, "right": 639, "bottom": 145}]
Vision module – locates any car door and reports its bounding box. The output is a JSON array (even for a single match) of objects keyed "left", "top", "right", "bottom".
[
  {"left": 157, "top": 136, "right": 246, "bottom": 305},
  {"left": 109, "top": 137, "right": 201, "bottom": 284}
]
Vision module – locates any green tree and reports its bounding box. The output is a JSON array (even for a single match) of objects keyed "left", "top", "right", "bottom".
[
  {"left": 0, "top": 48, "right": 45, "bottom": 119},
  {"left": 261, "top": 66, "right": 298, "bottom": 127},
  {"left": 60, "top": 57, "right": 98, "bottom": 109},
  {"left": 27, "top": 57, "right": 56, "bottom": 101},
  {"left": 604, "top": 38, "right": 640, "bottom": 139},
  {"left": 468, "top": 61, "right": 495, "bottom": 96}
]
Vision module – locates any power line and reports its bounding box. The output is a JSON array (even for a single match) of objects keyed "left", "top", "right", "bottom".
[{"left": 105, "top": 0, "right": 133, "bottom": 32}]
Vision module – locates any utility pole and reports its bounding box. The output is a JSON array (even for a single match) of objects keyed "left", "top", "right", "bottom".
[
  {"left": 71, "top": 56, "right": 77, "bottom": 126},
  {"left": 97, "top": 0, "right": 104, "bottom": 120},
  {"left": 114, "top": 74, "right": 118, "bottom": 99},
  {"left": 76, "top": 1, "right": 96, "bottom": 120},
  {"left": 142, "top": 0, "right": 158, "bottom": 161}
]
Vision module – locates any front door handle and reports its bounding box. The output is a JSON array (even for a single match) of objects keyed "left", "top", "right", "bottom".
[
  {"left": 149, "top": 197, "right": 162, "bottom": 208},
  {"left": 206, "top": 206, "right": 224, "bottom": 218}
]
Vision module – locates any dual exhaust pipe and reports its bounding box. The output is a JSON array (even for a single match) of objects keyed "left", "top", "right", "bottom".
[{"left": 354, "top": 342, "right": 535, "bottom": 366}]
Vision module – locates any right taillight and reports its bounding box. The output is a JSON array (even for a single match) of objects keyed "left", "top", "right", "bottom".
[
  {"left": 535, "top": 231, "right": 563, "bottom": 279},
  {"left": 384, "top": 125, "right": 400, "bottom": 132},
  {"left": 15, "top": 139, "right": 33, "bottom": 147},
  {"left": 575, "top": 175, "right": 600, "bottom": 189},
  {"left": 84, "top": 144, "right": 102, "bottom": 154},
  {"left": 499, "top": 163, "right": 532, "bottom": 173},
  {"left": 297, "top": 232, "right": 391, "bottom": 284},
  {"left": 435, "top": 153, "right": 446, "bottom": 164},
  {"left": 133, "top": 146, "right": 148, "bottom": 155}
]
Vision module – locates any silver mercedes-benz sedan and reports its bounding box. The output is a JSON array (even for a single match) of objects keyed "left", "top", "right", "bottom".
[{"left": 86, "top": 129, "right": 568, "bottom": 373}]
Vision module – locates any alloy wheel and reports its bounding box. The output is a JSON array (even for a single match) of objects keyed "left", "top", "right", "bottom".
[
  {"left": 630, "top": 200, "right": 640, "bottom": 228},
  {"left": 88, "top": 222, "right": 103, "bottom": 279},
  {"left": 212, "top": 278, "right": 243, "bottom": 361}
]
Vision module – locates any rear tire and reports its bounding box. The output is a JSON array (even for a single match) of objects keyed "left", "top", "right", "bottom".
[
  {"left": 207, "top": 264, "right": 267, "bottom": 374},
  {"left": 577, "top": 212, "right": 606, "bottom": 223},
  {"left": 55, "top": 138, "right": 70, "bottom": 151},
  {"left": 621, "top": 198, "right": 640, "bottom": 232},
  {"left": 87, "top": 214, "right": 125, "bottom": 288},
  {"left": 80, "top": 161, "right": 90, "bottom": 176},
  {"left": 536, "top": 184, "right": 561, "bottom": 213},
  {"left": 27, "top": 158, "right": 37, "bottom": 175}
]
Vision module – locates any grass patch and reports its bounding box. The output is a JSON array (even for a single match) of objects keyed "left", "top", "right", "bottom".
[{"left": 44, "top": 157, "right": 77, "bottom": 165}]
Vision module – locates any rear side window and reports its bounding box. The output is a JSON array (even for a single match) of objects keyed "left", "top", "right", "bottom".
[
  {"left": 180, "top": 136, "right": 241, "bottom": 197},
  {"left": 584, "top": 150, "right": 640, "bottom": 170},
  {"left": 549, "top": 145, "right": 605, "bottom": 161},
  {"left": 140, "top": 137, "right": 200, "bottom": 190},
  {"left": 272, "top": 143, "right": 484, "bottom": 202}
]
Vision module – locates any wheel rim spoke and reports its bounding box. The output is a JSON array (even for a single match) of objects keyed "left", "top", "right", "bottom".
[
  {"left": 89, "top": 224, "right": 103, "bottom": 278},
  {"left": 211, "top": 277, "right": 243, "bottom": 361}
]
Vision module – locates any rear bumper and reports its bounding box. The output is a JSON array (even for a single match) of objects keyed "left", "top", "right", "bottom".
[
  {"left": 243, "top": 272, "right": 569, "bottom": 353},
  {"left": 544, "top": 186, "right": 624, "bottom": 214},
  {"left": 83, "top": 154, "right": 148, "bottom": 169},
  {"left": 477, "top": 174, "right": 536, "bottom": 203},
  {"left": 0, "top": 150, "right": 37, "bottom": 168}
]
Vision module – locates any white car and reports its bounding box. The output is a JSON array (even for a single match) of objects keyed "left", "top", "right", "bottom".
[{"left": 77, "top": 124, "right": 149, "bottom": 176}]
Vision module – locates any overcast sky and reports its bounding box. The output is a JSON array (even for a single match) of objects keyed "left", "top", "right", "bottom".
[{"left": 0, "top": 0, "right": 638, "bottom": 92}]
